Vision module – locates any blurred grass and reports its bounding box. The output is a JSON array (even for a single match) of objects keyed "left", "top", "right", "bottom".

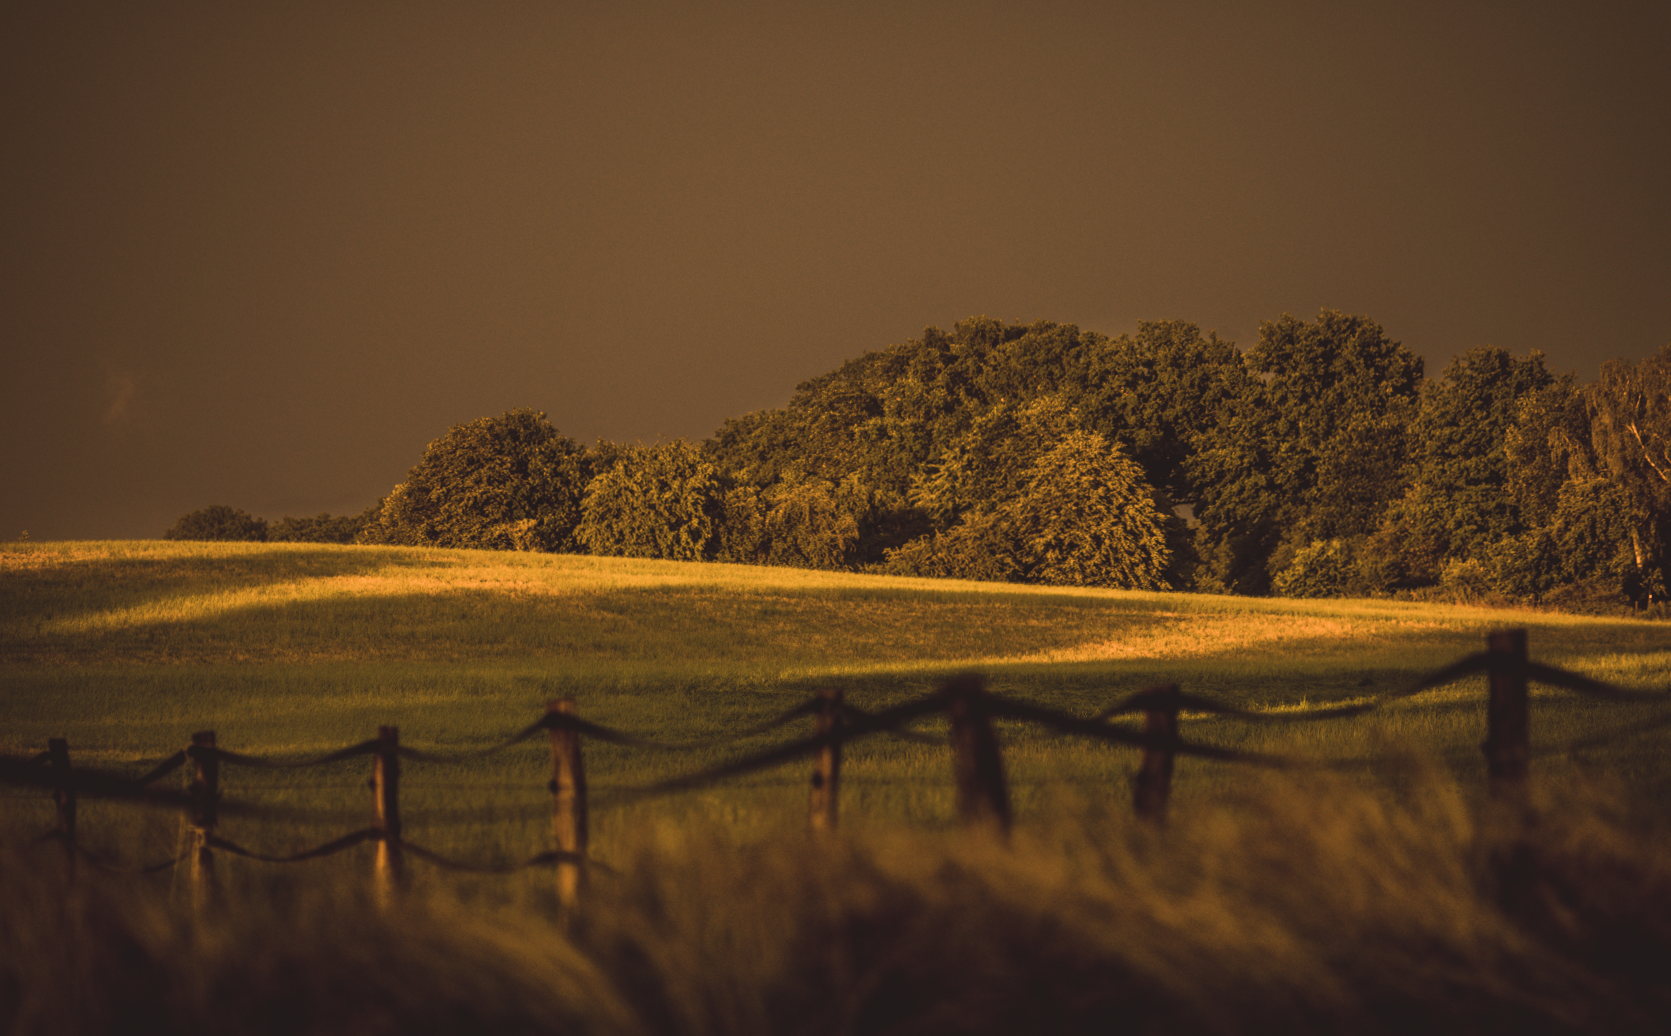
[{"left": 5, "top": 770, "right": 1670, "bottom": 1035}]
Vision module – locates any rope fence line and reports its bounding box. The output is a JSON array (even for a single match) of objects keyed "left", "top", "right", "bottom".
[{"left": 4, "top": 629, "right": 1669, "bottom": 903}]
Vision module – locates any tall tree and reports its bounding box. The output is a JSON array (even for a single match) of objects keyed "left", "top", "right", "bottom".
[
  {"left": 1192, "top": 311, "right": 1423, "bottom": 594},
  {"left": 1070, "top": 320, "right": 1246, "bottom": 505},
  {"left": 1504, "top": 374, "right": 1597, "bottom": 530},
  {"left": 1005, "top": 430, "right": 1172, "bottom": 590},
  {"left": 910, "top": 396, "right": 1083, "bottom": 523},
  {"left": 1363, "top": 348, "right": 1556, "bottom": 587},
  {"left": 1586, "top": 344, "right": 1671, "bottom": 601}
]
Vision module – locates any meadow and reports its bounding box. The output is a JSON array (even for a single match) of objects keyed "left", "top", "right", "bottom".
[{"left": 4, "top": 540, "right": 1671, "bottom": 1034}]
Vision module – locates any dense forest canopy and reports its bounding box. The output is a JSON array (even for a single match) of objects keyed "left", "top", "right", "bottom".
[{"left": 167, "top": 311, "right": 1671, "bottom": 610}]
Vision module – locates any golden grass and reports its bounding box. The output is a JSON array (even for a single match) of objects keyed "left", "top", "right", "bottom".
[
  {"left": 5, "top": 539, "right": 1671, "bottom": 838},
  {"left": 7, "top": 540, "right": 1660, "bottom": 674},
  {"left": 6, "top": 769, "right": 1670, "bottom": 1035}
]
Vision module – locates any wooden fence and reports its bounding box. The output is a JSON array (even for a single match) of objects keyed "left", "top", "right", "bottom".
[{"left": 5, "top": 628, "right": 1669, "bottom": 908}]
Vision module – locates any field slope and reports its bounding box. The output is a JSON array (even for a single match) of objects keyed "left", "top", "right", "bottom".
[{"left": 5, "top": 540, "right": 1670, "bottom": 837}]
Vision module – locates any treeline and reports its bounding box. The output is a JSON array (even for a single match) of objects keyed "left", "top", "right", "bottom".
[
  {"left": 166, "top": 310, "right": 1671, "bottom": 610},
  {"left": 163, "top": 508, "right": 366, "bottom": 545}
]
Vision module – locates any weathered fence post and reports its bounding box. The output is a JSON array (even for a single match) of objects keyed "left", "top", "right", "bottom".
[
  {"left": 374, "top": 725, "right": 404, "bottom": 901},
  {"left": 187, "top": 731, "right": 219, "bottom": 910},
  {"left": 1132, "top": 684, "right": 1181, "bottom": 826},
  {"left": 547, "top": 700, "right": 587, "bottom": 911},
  {"left": 809, "top": 688, "right": 843, "bottom": 832},
  {"left": 1483, "top": 629, "right": 1530, "bottom": 800},
  {"left": 47, "top": 738, "right": 77, "bottom": 876},
  {"left": 945, "top": 674, "right": 1011, "bottom": 837}
]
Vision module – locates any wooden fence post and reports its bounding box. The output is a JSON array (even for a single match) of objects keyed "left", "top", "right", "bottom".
[
  {"left": 1483, "top": 629, "right": 1530, "bottom": 800},
  {"left": 547, "top": 700, "right": 587, "bottom": 911},
  {"left": 47, "top": 738, "right": 76, "bottom": 877},
  {"left": 187, "top": 731, "right": 219, "bottom": 910},
  {"left": 809, "top": 688, "right": 842, "bottom": 832},
  {"left": 1132, "top": 684, "right": 1180, "bottom": 826},
  {"left": 374, "top": 725, "right": 404, "bottom": 901},
  {"left": 945, "top": 675, "right": 1011, "bottom": 837}
]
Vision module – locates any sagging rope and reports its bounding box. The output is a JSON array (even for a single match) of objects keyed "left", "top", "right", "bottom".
[
  {"left": 1088, "top": 651, "right": 1498, "bottom": 723},
  {"left": 203, "top": 830, "right": 612, "bottom": 875}
]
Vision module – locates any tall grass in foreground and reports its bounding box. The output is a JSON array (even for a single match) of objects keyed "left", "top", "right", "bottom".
[{"left": 5, "top": 768, "right": 1669, "bottom": 1035}]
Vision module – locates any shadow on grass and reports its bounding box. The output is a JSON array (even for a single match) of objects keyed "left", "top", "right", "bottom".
[
  {"left": 1, "top": 544, "right": 455, "bottom": 628},
  {"left": 3, "top": 581, "right": 1204, "bottom": 666}
]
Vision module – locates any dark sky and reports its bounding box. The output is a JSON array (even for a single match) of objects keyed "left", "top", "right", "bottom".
[{"left": 5, "top": 1, "right": 1668, "bottom": 541}]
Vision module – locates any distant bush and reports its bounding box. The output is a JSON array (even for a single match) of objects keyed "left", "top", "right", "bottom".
[
  {"left": 163, "top": 505, "right": 268, "bottom": 542},
  {"left": 269, "top": 513, "right": 366, "bottom": 544},
  {"left": 709, "top": 474, "right": 869, "bottom": 570}
]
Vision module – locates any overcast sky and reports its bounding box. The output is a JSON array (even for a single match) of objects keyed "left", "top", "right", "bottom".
[{"left": 5, "top": 0, "right": 1668, "bottom": 540}]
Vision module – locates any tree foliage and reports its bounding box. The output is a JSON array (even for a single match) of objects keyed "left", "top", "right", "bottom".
[
  {"left": 758, "top": 474, "right": 868, "bottom": 570},
  {"left": 1006, "top": 430, "right": 1172, "bottom": 590},
  {"left": 269, "top": 513, "right": 364, "bottom": 544},
  {"left": 707, "top": 318, "right": 1234, "bottom": 574},
  {"left": 1192, "top": 311, "right": 1423, "bottom": 595},
  {"left": 910, "top": 397, "right": 1082, "bottom": 523},
  {"left": 1357, "top": 346, "right": 1671, "bottom": 611},
  {"left": 576, "top": 440, "right": 723, "bottom": 561},
  {"left": 1586, "top": 344, "right": 1671, "bottom": 601},
  {"left": 1070, "top": 320, "right": 1245, "bottom": 503},
  {"left": 1362, "top": 348, "right": 1556, "bottom": 587},
  {"left": 164, "top": 505, "right": 269, "bottom": 542},
  {"left": 882, "top": 508, "right": 1022, "bottom": 583},
  {"left": 1504, "top": 375, "right": 1596, "bottom": 529},
  {"left": 220, "top": 312, "right": 1662, "bottom": 611},
  {"left": 361, "top": 409, "right": 590, "bottom": 552},
  {"left": 1272, "top": 539, "right": 1363, "bottom": 599},
  {"left": 709, "top": 473, "right": 871, "bottom": 571},
  {"left": 888, "top": 424, "right": 1170, "bottom": 590}
]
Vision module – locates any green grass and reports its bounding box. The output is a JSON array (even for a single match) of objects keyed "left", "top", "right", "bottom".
[
  {"left": 6, "top": 540, "right": 1671, "bottom": 1033},
  {"left": 4, "top": 539, "right": 1671, "bottom": 865}
]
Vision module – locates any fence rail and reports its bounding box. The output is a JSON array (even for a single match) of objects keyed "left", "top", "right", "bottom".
[{"left": 5, "top": 629, "right": 1669, "bottom": 905}]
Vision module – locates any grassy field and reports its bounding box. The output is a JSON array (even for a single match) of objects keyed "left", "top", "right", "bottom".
[
  {"left": 4, "top": 539, "right": 1671, "bottom": 857},
  {"left": 5, "top": 540, "right": 1671, "bottom": 1033}
]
